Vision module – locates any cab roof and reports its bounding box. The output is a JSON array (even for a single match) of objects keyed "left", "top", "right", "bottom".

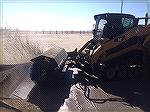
[{"left": 94, "top": 13, "right": 136, "bottom": 20}]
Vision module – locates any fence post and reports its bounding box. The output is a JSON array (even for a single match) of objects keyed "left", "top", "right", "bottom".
[{"left": 0, "top": 28, "right": 3, "bottom": 64}]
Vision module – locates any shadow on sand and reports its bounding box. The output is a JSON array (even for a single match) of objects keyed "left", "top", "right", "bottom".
[
  {"left": 97, "top": 74, "right": 150, "bottom": 111},
  {"left": 27, "top": 71, "right": 150, "bottom": 112},
  {"left": 27, "top": 74, "right": 71, "bottom": 112},
  {"left": 0, "top": 64, "right": 19, "bottom": 72}
]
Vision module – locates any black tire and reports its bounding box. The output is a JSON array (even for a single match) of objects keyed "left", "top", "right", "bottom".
[
  {"left": 116, "top": 70, "right": 127, "bottom": 79},
  {"left": 133, "top": 67, "right": 143, "bottom": 77},
  {"left": 105, "top": 68, "right": 117, "bottom": 80},
  {"left": 127, "top": 68, "right": 134, "bottom": 78}
]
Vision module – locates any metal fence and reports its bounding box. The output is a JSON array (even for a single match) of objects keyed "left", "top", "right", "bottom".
[{"left": 1, "top": 28, "right": 92, "bottom": 34}]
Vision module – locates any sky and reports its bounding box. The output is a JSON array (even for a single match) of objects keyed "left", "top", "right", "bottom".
[{"left": 1, "top": 0, "right": 150, "bottom": 31}]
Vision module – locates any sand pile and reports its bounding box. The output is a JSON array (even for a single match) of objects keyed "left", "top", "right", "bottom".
[
  {"left": 0, "top": 97, "right": 42, "bottom": 112},
  {"left": 2, "top": 31, "right": 43, "bottom": 64},
  {"left": 2, "top": 30, "right": 92, "bottom": 64}
]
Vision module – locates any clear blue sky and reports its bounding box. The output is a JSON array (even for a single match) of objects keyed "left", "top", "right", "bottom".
[{"left": 1, "top": 0, "right": 149, "bottom": 31}]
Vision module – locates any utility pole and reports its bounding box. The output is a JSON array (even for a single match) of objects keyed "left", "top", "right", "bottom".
[
  {"left": 0, "top": 1, "right": 3, "bottom": 64},
  {"left": 121, "top": 0, "right": 123, "bottom": 13},
  {"left": 147, "top": 0, "right": 150, "bottom": 24}
]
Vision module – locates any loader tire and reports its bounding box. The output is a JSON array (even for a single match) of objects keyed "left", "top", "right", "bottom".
[
  {"left": 134, "top": 67, "right": 143, "bottom": 77},
  {"left": 105, "top": 68, "right": 116, "bottom": 80},
  {"left": 127, "top": 69, "right": 134, "bottom": 78},
  {"left": 116, "top": 70, "right": 127, "bottom": 79}
]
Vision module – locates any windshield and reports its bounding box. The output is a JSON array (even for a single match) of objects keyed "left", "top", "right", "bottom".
[
  {"left": 95, "top": 18, "right": 107, "bottom": 31},
  {"left": 93, "top": 18, "right": 107, "bottom": 40},
  {"left": 122, "top": 17, "right": 134, "bottom": 29}
]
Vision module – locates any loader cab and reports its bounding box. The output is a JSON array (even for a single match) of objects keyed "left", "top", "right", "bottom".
[{"left": 93, "top": 13, "right": 138, "bottom": 40}]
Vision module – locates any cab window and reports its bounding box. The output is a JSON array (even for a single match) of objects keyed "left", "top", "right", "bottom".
[{"left": 122, "top": 18, "right": 134, "bottom": 29}]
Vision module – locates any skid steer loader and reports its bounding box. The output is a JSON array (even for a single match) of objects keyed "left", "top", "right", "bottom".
[
  {"left": 77, "top": 13, "right": 150, "bottom": 80},
  {"left": 29, "top": 13, "right": 150, "bottom": 84}
]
